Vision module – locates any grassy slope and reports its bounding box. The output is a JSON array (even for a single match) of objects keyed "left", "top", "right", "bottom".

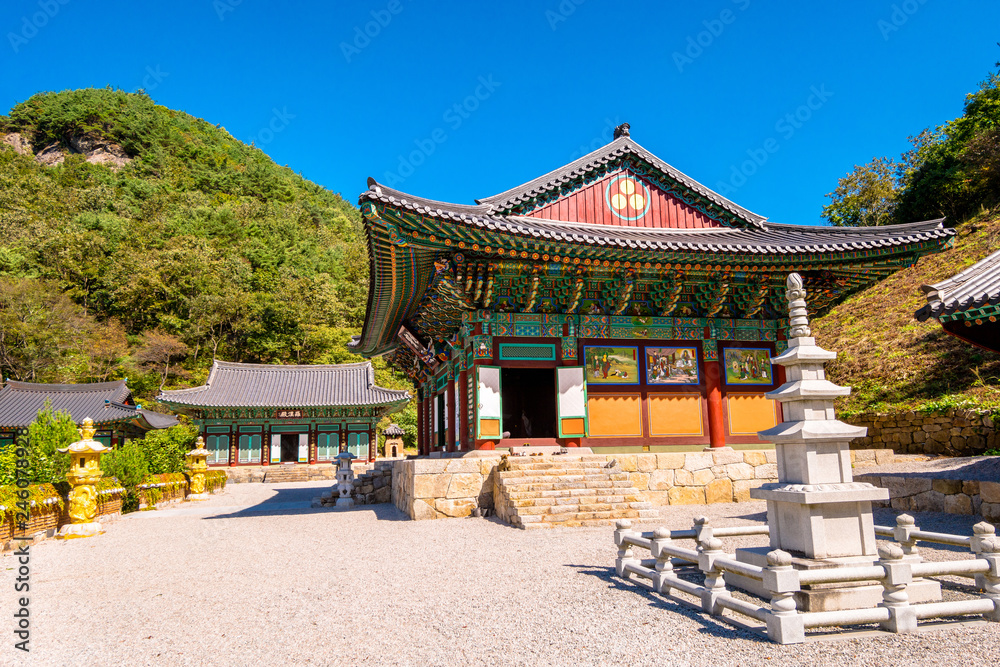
[{"left": 812, "top": 211, "right": 1000, "bottom": 415}]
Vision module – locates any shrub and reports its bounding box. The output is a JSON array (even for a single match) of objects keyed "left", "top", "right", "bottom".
[
  {"left": 137, "top": 424, "right": 197, "bottom": 474},
  {"left": 100, "top": 440, "right": 149, "bottom": 512}
]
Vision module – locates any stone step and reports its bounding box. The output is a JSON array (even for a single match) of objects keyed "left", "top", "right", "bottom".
[
  {"left": 509, "top": 494, "right": 647, "bottom": 507},
  {"left": 506, "top": 487, "right": 645, "bottom": 500},
  {"left": 504, "top": 460, "right": 614, "bottom": 471},
  {"left": 515, "top": 501, "right": 653, "bottom": 515},
  {"left": 499, "top": 472, "right": 629, "bottom": 485},
  {"left": 510, "top": 508, "right": 661, "bottom": 529}
]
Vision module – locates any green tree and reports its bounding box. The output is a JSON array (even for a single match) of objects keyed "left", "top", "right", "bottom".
[
  {"left": 21, "top": 402, "right": 76, "bottom": 483},
  {"left": 137, "top": 424, "right": 197, "bottom": 474},
  {"left": 822, "top": 157, "right": 899, "bottom": 227}
]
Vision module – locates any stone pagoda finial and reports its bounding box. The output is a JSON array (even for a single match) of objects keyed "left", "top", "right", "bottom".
[{"left": 785, "top": 273, "right": 811, "bottom": 339}]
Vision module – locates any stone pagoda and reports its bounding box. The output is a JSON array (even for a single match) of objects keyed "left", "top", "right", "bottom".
[{"left": 733, "top": 273, "right": 940, "bottom": 610}]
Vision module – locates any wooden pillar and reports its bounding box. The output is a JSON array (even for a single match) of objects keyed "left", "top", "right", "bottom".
[
  {"left": 368, "top": 424, "right": 375, "bottom": 462},
  {"left": 263, "top": 425, "right": 270, "bottom": 466},
  {"left": 417, "top": 395, "right": 425, "bottom": 456},
  {"left": 308, "top": 424, "right": 317, "bottom": 465},
  {"left": 705, "top": 360, "right": 726, "bottom": 448},
  {"left": 457, "top": 369, "right": 466, "bottom": 451},
  {"left": 447, "top": 378, "right": 457, "bottom": 453}
]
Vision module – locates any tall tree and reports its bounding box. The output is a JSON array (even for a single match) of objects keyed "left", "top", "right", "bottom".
[{"left": 822, "top": 157, "right": 899, "bottom": 227}]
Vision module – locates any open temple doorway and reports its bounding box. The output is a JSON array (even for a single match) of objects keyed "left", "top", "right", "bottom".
[
  {"left": 501, "top": 368, "right": 557, "bottom": 439},
  {"left": 279, "top": 433, "right": 299, "bottom": 462}
]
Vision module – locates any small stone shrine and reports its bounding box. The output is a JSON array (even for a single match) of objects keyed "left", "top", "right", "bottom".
[
  {"left": 383, "top": 423, "right": 405, "bottom": 458},
  {"left": 733, "top": 274, "right": 941, "bottom": 610}
]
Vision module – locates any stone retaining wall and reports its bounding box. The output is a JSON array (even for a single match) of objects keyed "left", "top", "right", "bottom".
[
  {"left": 855, "top": 473, "right": 1000, "bottom": 522},
  {"left": 848, "top": 408, "right": 997, "bottom": 456},
  {"left": 390, "top": 449, "right": 894, "bottom": 520}
]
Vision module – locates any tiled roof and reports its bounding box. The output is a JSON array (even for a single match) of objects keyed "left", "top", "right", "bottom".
[
  {"left": 916, "top": 248, "right": 1000, "bottom": 320},
  {"left": 157, "top": 361, "right": 411, "bottom": 408},
  {"left": 360, "top": 181, "right": 952, "bottom": 254},
  {"left": 473, "top": 135, "right": 768, "bottom": 227},
  {"left": 383, "top": 423, "right": 405, "bottom": 436},
  {"left": 0, "top": 380, "right": 172, "bottom": 429}
]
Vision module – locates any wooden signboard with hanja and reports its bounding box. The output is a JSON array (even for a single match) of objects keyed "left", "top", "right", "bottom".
[{"left": 584, "top": 346, "right": 639, "bottom": 384}]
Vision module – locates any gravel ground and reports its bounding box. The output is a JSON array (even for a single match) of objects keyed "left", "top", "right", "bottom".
[
  {"left": 863, "top": 454, "right": 1000, "bottom": 481},
  {"left": 2, "top": 482, "right": 997, "bottom": 667}
]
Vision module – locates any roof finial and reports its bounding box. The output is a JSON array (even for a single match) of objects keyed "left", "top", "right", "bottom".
[
  {"left": 613, "top": 123, "right": 630, "bottom": 139},
  {"left": 785, "top": 273, "right": 811, "bottom": 339}
]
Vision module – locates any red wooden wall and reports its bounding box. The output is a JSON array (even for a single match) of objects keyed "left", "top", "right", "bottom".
[{"left": 524, "top": 169, "right": 723, "bottom": 229}]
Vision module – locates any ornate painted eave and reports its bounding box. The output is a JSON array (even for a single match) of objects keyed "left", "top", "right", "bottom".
[{"left": 915, "top": 248, "right": 1000, "bottom": 352}]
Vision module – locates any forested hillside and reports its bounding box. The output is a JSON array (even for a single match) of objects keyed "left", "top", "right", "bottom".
[
  {"left": 0, "top": 88, "right": 414, "bottom": 438},
  {"left": 815, "top": 64, "right": 1000, "bottom": 414}
]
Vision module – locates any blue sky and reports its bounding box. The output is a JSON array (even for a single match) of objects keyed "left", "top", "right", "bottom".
[{"left": 2, "top": 0, "right": 997, "bottom": 225}]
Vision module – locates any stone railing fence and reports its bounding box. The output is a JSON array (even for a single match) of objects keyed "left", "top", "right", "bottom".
[
  {"left": 847, "top": 408, "right": 997, "bottom": 456},
  {"left": 613, "top": 515, "right": 1000, "bottom": 645}
]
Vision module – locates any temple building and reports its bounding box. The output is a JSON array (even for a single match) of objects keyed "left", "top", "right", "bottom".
[
  {"left": 157, "top": 361, "right": 409, "bottom": 466},
  {"left": 0, "top": 379, "right": 178, "bottom": 448},
  {"left": 916, "top": 248, "right": 1000, "bottom": 352},
  {"left": 350, "top": 124, "right": 954, "bottom": 454}
]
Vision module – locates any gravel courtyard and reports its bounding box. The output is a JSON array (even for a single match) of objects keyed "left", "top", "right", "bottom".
[{"left": 3, "top": 481, "right": 998, "bottom": 667}]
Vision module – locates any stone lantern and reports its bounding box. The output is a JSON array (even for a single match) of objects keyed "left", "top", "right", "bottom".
[
  {"left": 185, "top": 436, "right": 210, "bottom": 500},
  {"left": 56, "top": 417, "right": 109, "bottom": 539},
  {"left": 334, "top": 450, "right": 357, "bottom": 508}
]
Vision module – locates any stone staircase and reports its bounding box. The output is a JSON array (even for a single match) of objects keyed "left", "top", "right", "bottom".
[
  {"left": 262, "top": 466, "right": 315, "bottom": 483},
  {"left": 493, "top": 455, "right": 659, "bottom": 529}
]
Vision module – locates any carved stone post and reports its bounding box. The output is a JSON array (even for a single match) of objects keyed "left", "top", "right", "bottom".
[
  {"left": 650, "top": 527, "right": 675, "bottom": 595},
  {"left": 878, "top": 544, "right": 917, "bottom": 634},
  {"left": 980, "top": 537, "right": 1000, "bottom": 622},
  {"left": 614, "top": 520, "right": 639, "bottom": 578},
  {"left": 698, "top": 536, "right": 727, "bottom": 615},
  {"left": 763, "top": 549, "right": 804, "bottom": 645},
  {"left": 56, "top": 418, "right": 109, "bottom": 540},
  {"left": 972, "top": 522, "right": 997, "bottom": 590},
  {"left": 893, "top": 514, "right": 919, "bottom": 558},
  {"left": 185, "top": 436, "right": 210, "bottom": 501}
]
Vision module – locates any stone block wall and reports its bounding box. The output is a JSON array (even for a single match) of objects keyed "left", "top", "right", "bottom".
[
  {"left": 855, "top": 473, "right": 1000, "bottom": 522},
  {"left": 389, "top": 449, "right": 894, "bottom": 519},
  {"left": 392, "top": 456, "right": 501, "bottom": 520},
  {"left": 351, "top": 462, "right": 394, "bottom": 505},
  {"left": 614, "top": 448, "right": 892, "bottom": 506},
  {"left": 848, "top": 409, "right": 997, "bottom": 456}
]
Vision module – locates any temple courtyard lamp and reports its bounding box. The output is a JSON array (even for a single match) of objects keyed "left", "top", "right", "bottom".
[
  {"left": 186, "top": 436, "right": 210, "bottom": 500},
  {"left": 56, "top": 417, "right": 109, "bottom": 540}
]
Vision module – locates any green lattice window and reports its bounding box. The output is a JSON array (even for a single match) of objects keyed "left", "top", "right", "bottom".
[{"left": 499, "top": 343, "right": 556, "bottom": 361}]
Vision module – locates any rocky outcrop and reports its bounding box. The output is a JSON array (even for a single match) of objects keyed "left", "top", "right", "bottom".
[
  {"left": 68, "top": 133, "right": 131, "bottom": 168},
  {"left": 2, "top": 132, "right": 31, "bottom": 155},
  {"left": 1, "top": 130, "right": 132, "bottom": 169}
]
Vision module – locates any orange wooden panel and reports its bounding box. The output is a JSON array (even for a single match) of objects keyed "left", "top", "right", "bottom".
[
  {"left": 587, "top": 394, "right": 642, "bottom": 437},
  {"left": 727, "top": 394, "right": 778, "bottom": 435},
  {"left": 479, "top": 418, "right": 501, "bottom": 438},
  {"left": 648, "top": 394, "right": 704, "bottom": 436},
  {"left": 561, "top": 417, "right": 586, "bottom": 437}
]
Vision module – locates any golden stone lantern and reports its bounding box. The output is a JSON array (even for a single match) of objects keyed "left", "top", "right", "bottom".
[
  {"left": 185, "top": 436, "right": 210, "bottom": 500},
  {"left": 56, "top": 417, "right": 109, "bottom": 539}
]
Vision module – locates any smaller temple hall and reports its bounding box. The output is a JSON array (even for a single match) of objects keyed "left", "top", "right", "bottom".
[{"left": 158, "top": 361, "right": 410, "bottom": 466}]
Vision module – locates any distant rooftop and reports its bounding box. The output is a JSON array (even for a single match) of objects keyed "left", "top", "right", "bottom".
[
  {"left": 157, "top": 361, "right": 411, "bottom": 409},
  {"left": 0, "top": 379, "right": 178, "bottom": 430}
]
